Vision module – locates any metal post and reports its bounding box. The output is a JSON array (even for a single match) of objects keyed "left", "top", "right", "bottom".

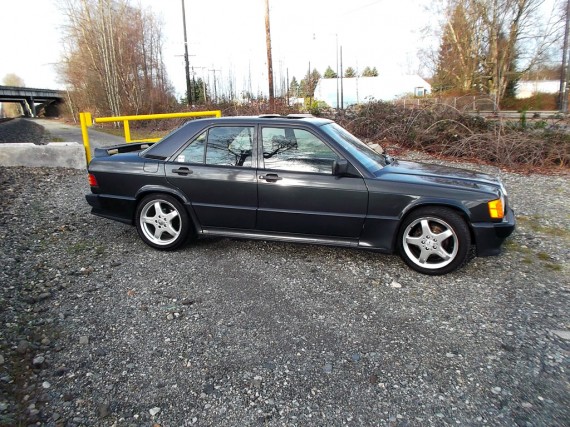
[
  {"left": 286, "top": 68, "right": 289, "bottom": 107},
  {"left": 308, "top": 61, "right": 311, "bottom": 105},
  {"left": 79, "top": 112, "right": 92, "bottom": 165},
  {"left": 340, "top": 46, "right": 344, "bottom": 110},
  {"left": 336, "top": 34, "right": 339, "bottom": 110}
]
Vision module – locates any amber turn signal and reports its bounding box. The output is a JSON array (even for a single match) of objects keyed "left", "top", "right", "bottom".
[
  {"left": 488, "top": 199, "right": 504, "bottom": 219},
  {"left": 88, "top": 173, "right": 98, "bottom": 187}
]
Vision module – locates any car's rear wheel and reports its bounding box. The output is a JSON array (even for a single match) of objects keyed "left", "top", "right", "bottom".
[
  {"left": 136, "top": 194, "right": 190, "bottom": 250},
  {"left": 398, "top": 207, "right": 471, "bottom": 275}
]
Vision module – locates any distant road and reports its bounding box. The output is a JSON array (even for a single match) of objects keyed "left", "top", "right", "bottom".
[{"left": 34, "top": 118, "right": 125, "bottom": 149}]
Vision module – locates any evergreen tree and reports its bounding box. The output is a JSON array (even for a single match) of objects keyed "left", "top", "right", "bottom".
[
  {"left": 433, "top": 2, "right": 478, "bottom": 93},
  {"left": 299, "top": 68, "right": 321, "bottom": 97},
  {"left": 289, "top": 76, "right": 300, "bottom": 97},
  {"left": 344, "top": 67, "right": 357, "bottom": 78},
  {"left": 361, "top": 66, "right": 378, "bottom": 77},
  {"left": 323, "top": 66, "right": 337, "bottom": 78}
]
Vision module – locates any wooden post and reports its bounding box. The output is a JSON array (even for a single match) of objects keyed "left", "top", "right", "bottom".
[{"left": 264, "top": 0, "right": 274, "bottom": 111}]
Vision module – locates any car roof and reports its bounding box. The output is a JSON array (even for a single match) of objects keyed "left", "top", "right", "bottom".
[
  {"left": 198, "top": 115, "right": 333, "bottom": 126},
  {"left": 143, "top": 115, "right": 334, "bottom": 159}
]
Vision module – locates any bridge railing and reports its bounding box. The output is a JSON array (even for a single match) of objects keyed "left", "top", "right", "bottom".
[{"left": 79, "top": 110, "right": 222, "bottom": 164}]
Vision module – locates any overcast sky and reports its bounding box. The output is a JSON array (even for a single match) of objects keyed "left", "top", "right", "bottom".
[{"left": 0, "top": 0, "right": 560, "bottom": 98}]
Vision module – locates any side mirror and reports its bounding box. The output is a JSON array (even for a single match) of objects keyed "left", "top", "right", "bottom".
[{"left": 333, "top": 159, "right": 349, "bottom": 176}]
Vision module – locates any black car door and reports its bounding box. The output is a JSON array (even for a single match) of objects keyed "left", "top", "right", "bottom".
[
  {"left": 256, "top": 125, "right": 368, "bottom": 238},
  {"left": 165, "top": 125, "right": 258, "bottom": 229}
]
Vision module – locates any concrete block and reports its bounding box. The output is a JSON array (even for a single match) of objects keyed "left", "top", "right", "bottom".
[{"left": 0, "top": 142, "right": 86, "bottom": 169}]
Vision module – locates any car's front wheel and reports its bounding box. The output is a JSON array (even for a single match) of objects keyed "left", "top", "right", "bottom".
[
  {"left": 135, "top": 194, "right": 190, "bottom": 250},
  {"left": 397, "top": 207, "right": 471, "bottom": 275}
]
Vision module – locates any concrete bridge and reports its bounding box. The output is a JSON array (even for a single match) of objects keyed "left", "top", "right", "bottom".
[{"left": 0, "top": 85, "right": 64, "bottom": 117}]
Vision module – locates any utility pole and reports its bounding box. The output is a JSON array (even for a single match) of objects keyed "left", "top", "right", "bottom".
[
  {"left": 559, "top": 0, "right": 570, "bottom": 113},
  {"left": 286, "top": 68, "right": 290, "bottom": 106},
  {"left": 264, "top": 0, "right": 275, "bottom": 111},
  {"left": 336, "top": 34, "right": 339, "bottom": 110},
  {"left": 181, "top": 0, "right": 192, "bottom": 106},
  {"left": 340, "top": 45, "right": 344, "bottom": 110},
  {"left": 209, "top": 69, "right": 220, "bottom": 103}
]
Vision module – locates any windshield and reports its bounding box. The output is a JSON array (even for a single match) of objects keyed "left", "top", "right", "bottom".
[{"left": 321, "top": 123, "right": 385, "bottom": 173}]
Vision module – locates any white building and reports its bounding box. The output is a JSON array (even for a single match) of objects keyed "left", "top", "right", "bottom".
[
  {"left": 515, "top": 80, "right": 559, "bottom": 99},
  {"left": 314, "top": 75, "right": 431, "bottom": 108}
]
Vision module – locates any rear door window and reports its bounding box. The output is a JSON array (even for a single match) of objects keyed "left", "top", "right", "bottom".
[{"left": 175, "top": 126, "right": 254, "bottom": 167}]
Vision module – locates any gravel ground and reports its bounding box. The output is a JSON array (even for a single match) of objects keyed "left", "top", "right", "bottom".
[
  {"left": 0, "top": 158, "right": 569, "bottom": 426},
  {"left": 0, "top": 119, "right": 47, "bottom": 144}
]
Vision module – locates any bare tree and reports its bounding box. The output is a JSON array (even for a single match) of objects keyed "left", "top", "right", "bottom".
[
  {"left": 60, "top": 0, "right": 175, "bottom": 117},
  {"left": 1, "top": 74, "right": 25, "bottom": 117}
]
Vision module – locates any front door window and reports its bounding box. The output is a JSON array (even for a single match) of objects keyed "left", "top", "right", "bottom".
[{"left": 262, "top": 127, "right": 339, "bottom": 174}]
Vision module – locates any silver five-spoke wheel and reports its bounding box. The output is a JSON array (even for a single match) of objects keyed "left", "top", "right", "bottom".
[
  {"left": 402, "top": 217, "right": 458, "bottom": 270},
  {"left": 398, "top": 207, "right": 470, "bottom": 275},
  {"left": 135, "top": 194, "right": 190, "bottom": 250}
]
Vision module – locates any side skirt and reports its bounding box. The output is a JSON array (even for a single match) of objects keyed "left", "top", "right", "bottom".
[{"left": 200, "top": 228, "right": 360, "bottom": 248}]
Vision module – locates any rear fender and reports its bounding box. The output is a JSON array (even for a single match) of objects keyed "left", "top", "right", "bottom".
[{"left": 134, "top": 185, "right": 202, "bottom": 233}]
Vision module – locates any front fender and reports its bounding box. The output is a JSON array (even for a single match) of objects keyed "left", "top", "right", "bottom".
[
  {"left": 400, "top": 197, "right": 472, "bottom": 221},
  {"left": 360, "top": 196, "right": 476, "bottom": 253}
]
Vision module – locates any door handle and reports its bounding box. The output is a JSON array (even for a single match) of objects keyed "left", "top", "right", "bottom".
[
  {"left": 259, "top": 174, "right": 282, "bottom": 182},
  {"left": 172, "top": 167, "right": 193, "bottom": 176}
]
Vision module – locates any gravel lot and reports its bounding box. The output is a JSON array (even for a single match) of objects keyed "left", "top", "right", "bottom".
[{"left": 0, "top": 157, "right": 568, "bottom": 426}]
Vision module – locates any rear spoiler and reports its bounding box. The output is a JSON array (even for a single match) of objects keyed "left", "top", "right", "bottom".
[{"left": 94, "top": 142, "right": 155, "bottom": 157}]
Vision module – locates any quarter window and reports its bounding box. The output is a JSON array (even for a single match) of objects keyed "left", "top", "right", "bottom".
[
  {"left": 262, "top": 127, "right": 339, "bottom": 174},
  {"left": 175, "top": 131, "right": 206, "bottom": 164}
]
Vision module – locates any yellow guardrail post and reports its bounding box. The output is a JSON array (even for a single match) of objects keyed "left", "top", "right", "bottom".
[
  {"left": 79, "top": 112, "right": 93, "bottom": 165},
  {"left": 123, "top": 120, "right": 132, "bottom": 143}
]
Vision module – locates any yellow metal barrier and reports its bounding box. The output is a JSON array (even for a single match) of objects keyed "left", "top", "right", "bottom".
[{"left": 79, "top": 110, "right": 222, "bottom": 165}]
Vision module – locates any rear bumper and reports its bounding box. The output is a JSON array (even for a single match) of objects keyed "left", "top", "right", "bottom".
[
  {"left": 85, "top": 193, "right": 136, "bottom": 225},
  {"left": 471, "top": 207, "right": 516, "bottom": 256}
]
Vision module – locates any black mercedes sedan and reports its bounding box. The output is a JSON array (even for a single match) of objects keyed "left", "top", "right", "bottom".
[{"left": 86, "top": 115, "right": 515, "bottom": 275}]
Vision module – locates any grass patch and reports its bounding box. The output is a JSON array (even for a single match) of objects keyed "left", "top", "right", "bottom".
[
  {"left": 67, "top": 241, "right": 89, "bottom": 254},
  {"left": 504, "top": 240, "right": 564, "bottom": 271},
  {"left": 50, "top": 136, "right": 66, "bottom": 142},
  {"left": 517, "top": 215, "right": 570, "bottom": 239},
  {"left": 544, "top": 263, "right": 562, "bottom": 271},
  {"left": 504, "top": 239, "right": 533, "bottom": 254}
]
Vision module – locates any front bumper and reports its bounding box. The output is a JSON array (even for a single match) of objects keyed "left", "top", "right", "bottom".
[{"left": 471, "top": 207, "right": 516, "bottom": 256}]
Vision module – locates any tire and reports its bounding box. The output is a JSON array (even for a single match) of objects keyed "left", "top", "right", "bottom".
[
  {"left": 397, "top": 206, "right": 471, "bottom": 275},
  {"left": 135, "top": 194, "right": 190, "bottom": 250}
]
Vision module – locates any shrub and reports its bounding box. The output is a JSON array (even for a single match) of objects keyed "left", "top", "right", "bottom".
[{"left": 330, "top": 101, "right": 569, "bottom": 170}]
